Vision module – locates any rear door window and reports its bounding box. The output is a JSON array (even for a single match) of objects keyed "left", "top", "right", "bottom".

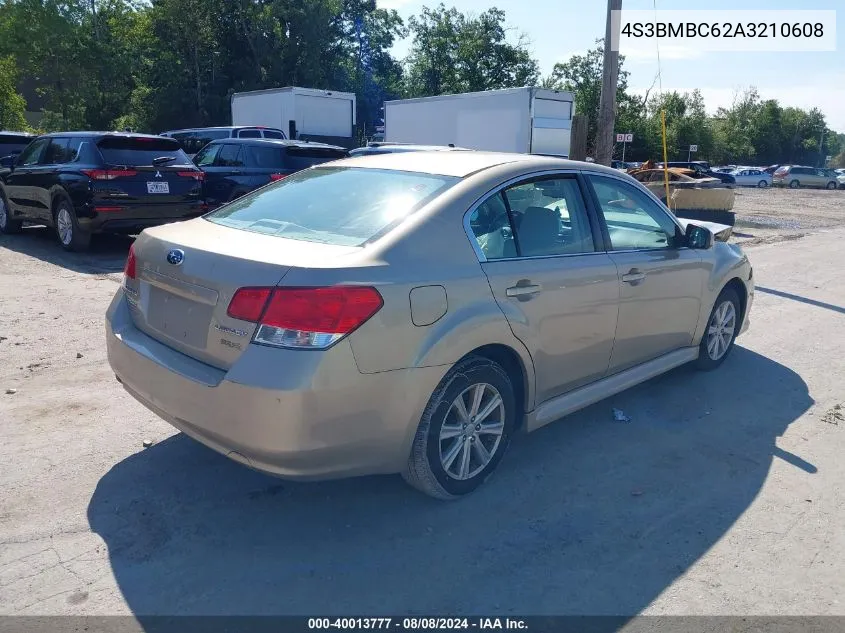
[
  {"left": 285, "top": 146, "right": 347, "bottom": 171},
  {"left": 237, "top": 129, "right": 262, "bottom": 138},
  {"left": 216, "top": 144, "right": 244, "bottom": 167},
  {"left": 194, "top": 143, "right": 222, "bottom": 167},
  {"left": 246, "top": 145, "right": 285, "bottom": 169},
  {"left": 42, "top": 138, "right": 71, "bottom": 164},
  {"left": 262, "top": 130, "right": 285, "bottom": 139},
  {"left": 97, "top": 137, "right": 192, "bottom": 167}
]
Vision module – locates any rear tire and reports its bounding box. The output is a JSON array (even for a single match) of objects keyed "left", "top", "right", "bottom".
[
  {"left": 789, "top": 180, "right": 800, "bottom": 189},
  {"left": 695, "top": 287, "right": 741, "bottom": 371},
  {"left": 54, "top": 199, "right": 91, "bottom": 252},
  {"left": 403, "top": 355, "right": 516, "bottom": 499},
  {"left": 0, "top": 191, "right": 22, "bottom": 234}
]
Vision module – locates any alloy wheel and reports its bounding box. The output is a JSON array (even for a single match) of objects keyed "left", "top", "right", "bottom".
[
  {"left": 439, "top": 383, "right": 505, "bottom": 480},
  {"left": 706, "top": 300, "right": 737, "bottom": 361},
  {"left": 57, "top": 208, "right": 73, "bottom": 245}
]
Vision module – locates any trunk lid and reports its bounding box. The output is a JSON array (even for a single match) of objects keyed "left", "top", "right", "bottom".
[
  {"left": 95, "top": 135, "right": 202, "bottom": 206},
  {"left": 125, "top": 218, "right": 360, "bottom": 369}
]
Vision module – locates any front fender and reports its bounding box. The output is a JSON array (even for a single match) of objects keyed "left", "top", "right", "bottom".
[{"left": 691, "top": 243, "right": 752, "bottom": 345}]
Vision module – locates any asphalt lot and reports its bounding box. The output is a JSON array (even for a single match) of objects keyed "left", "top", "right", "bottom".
[{"left": 1, "top": 187, "right": 844, "bottom": 616}]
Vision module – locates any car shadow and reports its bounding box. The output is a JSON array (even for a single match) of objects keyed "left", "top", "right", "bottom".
[
  {"left": 0, "top": 225, "right": 132, "bottom": 274},
  {"left": 87, "top": 347, "right": 812, "bottom": 617}
]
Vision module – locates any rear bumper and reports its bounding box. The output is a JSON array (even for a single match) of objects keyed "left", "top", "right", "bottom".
[
  {"left": 79, "top": 202, "right": 205, "bottom": 234},
  {"left": 105, "top": 291, "right": 444, "bottom": 480}
]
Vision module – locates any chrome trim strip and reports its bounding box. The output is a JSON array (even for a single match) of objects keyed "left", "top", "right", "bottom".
[{"left": 139, "top": 268, "right": 219, "bottom": 306}]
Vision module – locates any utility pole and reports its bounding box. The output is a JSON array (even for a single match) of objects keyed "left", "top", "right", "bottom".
[{"left": 595, "top": 0, "right": 622, "bottom": 166}]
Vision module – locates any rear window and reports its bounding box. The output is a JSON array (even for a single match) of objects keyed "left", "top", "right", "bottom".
[
  {"left": 205, "top": 167, "right": 459, "bottom": 246},
  {"left": 98, "top": 137, "right": 192, "bottom": 167},
  {"left": 170, "top": 130, "right": 230, "bottom": 155}
]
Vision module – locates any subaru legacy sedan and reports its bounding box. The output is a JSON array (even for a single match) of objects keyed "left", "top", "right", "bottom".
[{"left": 106, "top": 152, "right": 753, "bottom": 499}]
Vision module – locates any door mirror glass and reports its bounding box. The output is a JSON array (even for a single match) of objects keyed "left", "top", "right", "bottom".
[{"left": 685, "top": 223, "right": 713, "bottom": 249}]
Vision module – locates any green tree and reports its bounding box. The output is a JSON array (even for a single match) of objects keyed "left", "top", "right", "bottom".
[
  {"left": 0, "top": 55, "right": 27, "bottom": 130},
  {"left": 403, "top": 4, "right": 539, "bottom": 97}
]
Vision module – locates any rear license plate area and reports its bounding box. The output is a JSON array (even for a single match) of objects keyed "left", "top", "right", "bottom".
[
  {"left": 147, "top": 182, "right": 170, "bottom": 194},
  {"left": 146, "top": 286, "right": 211, "bottom": 348}
]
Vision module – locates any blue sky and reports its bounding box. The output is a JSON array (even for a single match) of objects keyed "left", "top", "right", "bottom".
[{"left": 378, "top": 0, "right": 844, "bottom": 132}]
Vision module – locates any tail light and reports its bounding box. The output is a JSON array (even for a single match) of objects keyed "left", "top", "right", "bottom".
[
  {"left": 227, "top": 286, "right": 383, "bottom": 349},
  {"left": 123, "top": 243, "right": 137, "bottom": 281},
  {"left": 82, "top": 169, "right": 138, "bottom": 180},
  {"left": 269, "top": 173, "right": 287, "bottom": 182},
  {"left": 178, "top": 171, "right": 205, "bottom": 181}
]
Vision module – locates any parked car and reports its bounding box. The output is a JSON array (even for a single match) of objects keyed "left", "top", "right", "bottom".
[
  {"left": 763, "top": 165, "right": 781, "bottom": 175},
  {"left": 106, "top": 151, "right": 753, "bottom": 499},
  {"left": 772, "top": 165, "right": 839, "bottom": 189},
  {"left": 0, "top": 132, "right": 204, "bottom": 251},
  {"left": 0, "top": 131, "right": 34, "bottom": 161},
  {"left": 662, "top": 161, "right": 736, "bottom": 185},
  {"left": 194, "top": 138, "right": 347, "bottom": 208},
  {"left": 348, "top": 142, "right": 467, "bottom": 157},
  {"left": 161, "top": 126, "right": 287, "bottom": 158},
  {"left": 837, "top": 171, "right": 845, "bottom": 189},
  {"left": 729, "top": 168, "right": 772, "bottom": 188}
]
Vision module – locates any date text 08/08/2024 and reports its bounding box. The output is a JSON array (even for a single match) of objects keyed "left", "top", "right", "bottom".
[{"left": 307, "top": 618, "right": 528, "bottom": 630}]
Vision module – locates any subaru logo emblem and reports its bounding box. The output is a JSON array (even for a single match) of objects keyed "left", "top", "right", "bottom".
[{"left": 166, "top": 249, "right": 184, "bottom": 266}]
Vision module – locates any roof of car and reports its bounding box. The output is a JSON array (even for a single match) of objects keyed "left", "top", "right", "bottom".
[
  {"left": 37, "top": 131, "right": 172, "bottom": 140},
  {"left": 161, "top": 126, "right": 283, "bottom": 134},
  {"left": 334, "top": 150, "right": 624, "bottom": 179},
  {"left": 206, "top": 138, "right": 345, "bottom": 150},
  {"left": 0, "top": 131, "right": 34, "bottom": 138}
]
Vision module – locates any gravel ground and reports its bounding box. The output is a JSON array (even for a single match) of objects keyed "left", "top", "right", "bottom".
[
  {"left": 1, "top": 192, "right": 844, "bottom": 617},
  {"left": 728, "top": 187, "right": 845, "bottom": 247}
]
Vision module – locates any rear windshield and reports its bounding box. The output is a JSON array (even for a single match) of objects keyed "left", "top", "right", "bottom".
[
  {"left": 205, "top": 166, "right": 459, "bottom": 246},
  {"left": 97, "top": 137, "right": 192, "bottom": 167}
]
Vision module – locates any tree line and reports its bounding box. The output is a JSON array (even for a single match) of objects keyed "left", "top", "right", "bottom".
[{"left": 0, "top": 1, "right": 842, "bottom": 167}]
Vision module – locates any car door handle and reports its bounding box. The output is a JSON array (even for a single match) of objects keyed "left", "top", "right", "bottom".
[
  {"left": 506, "top": 283, "right": 542, "bottom": 297},
  {"left": 621, "top": 269, "right": 646, "bottom": 284}
]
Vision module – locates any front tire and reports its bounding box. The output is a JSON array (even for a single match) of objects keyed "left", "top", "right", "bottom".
[
  {"left": 0, "top": 191, "right": 22, "bottom": 234},
  {"left": 54, "top": 200, "right": 91, "bottom": 252},
  {"left": 826, "top": 181, "right": 837, "bottom": 190},
  {"left": 757, "top": 180, "right": 768, "bottom": 188},
  {"left": 403, "top": 356, "right": 516, "bottom": 499},
  {"left": 695, "top": 288, "right": 741, "bottom": 371}
]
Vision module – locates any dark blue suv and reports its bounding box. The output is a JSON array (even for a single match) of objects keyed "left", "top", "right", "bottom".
[{"left": 193, "top": 138, "right": 348, "bottom": 208}]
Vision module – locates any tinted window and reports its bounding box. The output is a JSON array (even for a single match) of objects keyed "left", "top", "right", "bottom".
[
  {"left": 793, "top": 167, "right": 811, "bottom": 175},
  {"left": 0, "top": 135, "right": 32, "bottom": 157},
  {"left": 247, "top": 145, "right": 285, "bottom": 169},
  {"left": 216, "top": 144, "right": 244, "bottom": 167},
  {"left": 171, "top": 130, "right": 229, "bottom": 155},
  {"left": 589, "top": 175, "right": 680, "bottom": 250},
  {"left": 262, "top": 130, "right": 285, "bottom": 139},
  {"left": 97, "top": 137, "right": 192, "bottom": 167},
  {"left": 194, "top": 143, "right": 222, "bottom": 167},
  {"left": 237, "top": 129, "right": 262, "bottom": 138},
  {"left": 17, "top": 138, "right": 48, "bottom": 166},
  {"left": 43, "top": 138, "right": 72, "bottom": 164},
  {"left": 285, "top": 146, "right": 347, "bottom": 171},
  {"left": 206, "top": 167, "right": 459, "bottom": 246}
]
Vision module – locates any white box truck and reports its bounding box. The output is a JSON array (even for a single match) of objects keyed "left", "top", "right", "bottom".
[
  {"left": 231, "top": 87, "right": 357, "bottom": 147},
  {"left": 384, "top": 87, "right": 575, "bottom": 157}
]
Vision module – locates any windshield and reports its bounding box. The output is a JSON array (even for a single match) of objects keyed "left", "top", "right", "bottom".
[{"left": 205, "top": 166, "right": 459, "bottom": 246}]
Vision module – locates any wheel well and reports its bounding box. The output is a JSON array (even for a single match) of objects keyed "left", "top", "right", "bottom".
[
  {"left": 464, "top": 344, "right": 528, "bottom": 429},
  {"left": 50, "top": 193, "right": 72, "bottom": 219},
  {"left": 722, "top": 277, "right": 748, "bottom": 324}
]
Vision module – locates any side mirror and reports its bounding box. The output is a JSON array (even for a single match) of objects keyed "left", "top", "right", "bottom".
[
  {"left": 685, "top": 223, "right": 713, "bottom": 249},
  {"left": 0, "top": 155, "right": 16, "bottom": 169}
]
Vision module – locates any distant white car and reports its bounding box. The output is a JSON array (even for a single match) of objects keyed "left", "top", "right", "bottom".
[
  {"left": 730, "top": 168, "right": 772, "bottom": 188},
  {"left": 837, "top": 171, "right": 845, "bottom": 189}
]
